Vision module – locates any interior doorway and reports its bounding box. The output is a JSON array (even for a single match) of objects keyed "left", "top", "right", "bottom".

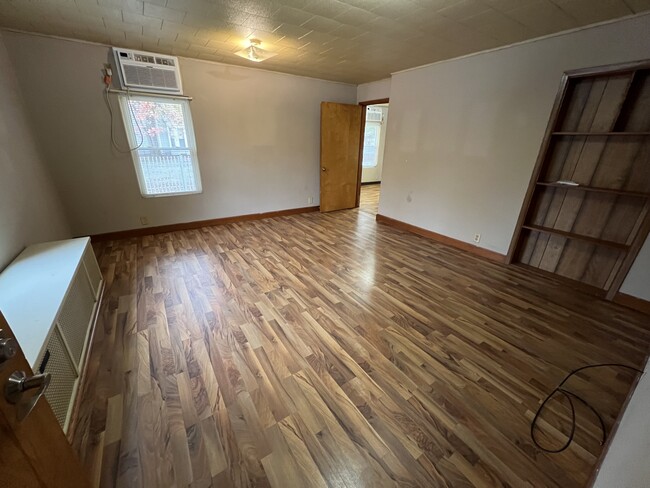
[
  {"left": 355, "top": 98, "right": 389, "bottom": 213},
  {"left": 359, "top": 183, "right": 380, "bottom": 215}
]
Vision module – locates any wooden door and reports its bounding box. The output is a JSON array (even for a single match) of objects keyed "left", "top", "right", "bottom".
[
  {"left": 0, "top": 311, "right": 91, "bottom": 487},
  {"left": 320, "top": 102, "right": 363, "bottom": 212}
]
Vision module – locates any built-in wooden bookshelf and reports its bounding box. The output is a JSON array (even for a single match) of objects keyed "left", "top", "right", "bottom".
[{"left": 507, "top": 60, "right": 650, "bottom": 300}]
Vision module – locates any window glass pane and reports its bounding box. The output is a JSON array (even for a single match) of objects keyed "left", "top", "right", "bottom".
[
  {"left": 362, "top": 123, "right": 380, "bottom": 168},
  {"left": 119, "top": 95, "right": 202, "bottom": 197}
]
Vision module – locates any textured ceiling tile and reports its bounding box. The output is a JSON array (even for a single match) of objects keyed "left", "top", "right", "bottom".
[
  {"left": 143, "top": 24, "right": 177, "bottom": 41},
  {"left": 1, "top": 0, "right": 647, "bottom": 83},
  {"left": 123, "top": 11, "right": 163, "bottom": 30},
  {"left": 505, "top": 0, "right": 578, "bottom": 33},
  {"left": 103, "top": 27, "right": 127, "bottom": 40},
  {"left": 105, "top": 18, "right": 144, "bottom": 34},
  {"left": 206, "top": 38, "right": 236, "bottom": 52},
  {"left": 437, "top": 0, "right": 491, "bottom": 20},
  {"left": 339, "top": 0, "right": 379, "bottom": 10},
  {"left": 247, "top": 28, "right": 285, "bottom": 43},
  {"left": 300, "top": 29, "right": 337, "bottom": 45},
  {"left": 58, "top": 9, "right": 108, "bottom": 26},
  {"left": 625, "top": 0, "right": 650, "bottom": 13},
  {"left": 274, "top": 0, "right": 310, "bottom": 8},
  {"left": 329, "top": 22, "right": 366, "bottom": 39},
  {"left": 75, "top": 4, "right": 124, "bottom": 22},
  {"left": 334, "top": 6, "right": 376, "bottom": 25},
  {"left": 270, "top": 5, "right": 313, "bottom": 25},
  {"left": 397, "top": 6, "right": 445, "bottom": 26},
  {"left": 236, "top": 0, "right": 277, "bottom": 16},
  {"left": 552, "top": 0, "right": 632, "bottom": 24},
  {"left": 241, "top": 12, "right": 282, "bottom": 31},
  {"left": 371, "top": 0, "right": 421, "bottom": 18},
  {"left": 302, "top": 0, "right": 351, "bottom": 18},
  {"left": 481, "top": 0, "right": 538, "bottom": 13},
  {"left": 82, "top": 31, "right": 112, "bottom": 43},
  {"left": 181, "top": 13, "right": 222, "bottom": 29},
  {"left": 365, "top": 16, "right": 411, "bottom": 39},
  {"left": 98, "top": 0, "right": 144, "bottom": 15},
  {"left": 410, "top": 0, "right": 462, "bottom": 10},
  {"left": 143, "top": 3, "right": 187, "bottom": 23},
  {"left": 300, "top": 14, "right": 342, "bottom": 32},
  {"left": 462, "top": 8, "right": 532, "bottom": 43},
  {"left": 273, "top": 22, "right": 312, "bottom": 38},
  {"left": 194, "top": 25, "right": 233, "bottom": 42},
  {"left": 411, "top": 13, "right": 461, "bottom": 35}
]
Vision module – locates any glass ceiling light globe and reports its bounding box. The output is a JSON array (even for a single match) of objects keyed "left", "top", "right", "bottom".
[{"left": 235, "top": 39, "right": 278, "bottom": 63}]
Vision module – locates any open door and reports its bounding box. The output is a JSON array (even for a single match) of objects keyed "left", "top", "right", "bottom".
[
  {"left": 0, "top": 311, "right": 91, "bottom": 487},
  {"left": 320, "top": 102, "right": 363, "bottom": 212}
]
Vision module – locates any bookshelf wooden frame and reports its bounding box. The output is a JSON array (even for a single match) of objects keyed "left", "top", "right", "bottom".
[{"left": 507, "top": 59, "right": 650, "bottom": 301}]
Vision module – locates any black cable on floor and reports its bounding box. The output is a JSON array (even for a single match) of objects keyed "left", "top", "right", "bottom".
[{"left": 530, "top": 363, "right": 644, "bottom": 453}]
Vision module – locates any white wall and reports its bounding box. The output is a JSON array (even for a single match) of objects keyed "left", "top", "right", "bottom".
[
  {"left": 357, "top": 78, "right": 391, "bottom": 103},
  {"left": 593, "top": 359, "right": 650, "bottom": 488},
  {"left": 379, "top": 13, "right": 650, "bottom": 299},
  {"left": 1, "top": 31, "right": 357, "bottom": 236},
  {"left": 620, "top": 238, "right": 650, "bottom": 301},
  {"left": 0, "top": 32, "right": 70, "bottom": 270},
  {"left": 361, "top": 105, "right": 389, "bottom": 183}
]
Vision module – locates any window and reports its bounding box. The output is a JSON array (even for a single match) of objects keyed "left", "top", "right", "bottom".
[
  {"left": 119, "top": 94, "right": 202, "bottom": 197},
  {"left": 362, "top": 123, "right": 381, "bottom": 168}
]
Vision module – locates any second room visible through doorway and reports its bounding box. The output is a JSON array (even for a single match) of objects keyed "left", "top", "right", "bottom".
[{"left": 361, "top": 103, "right": 388, "bottom": 185}]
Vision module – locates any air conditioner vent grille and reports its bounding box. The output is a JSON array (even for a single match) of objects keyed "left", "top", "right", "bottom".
[
  {"left": 366, "top": 108, "right": 383, "bottom": 122},
  {"left": 123, "top": 65, "right": 179, "bottom": 90},
  {"left": 113, "top": 47, "right": 183, "bottom": 94}
]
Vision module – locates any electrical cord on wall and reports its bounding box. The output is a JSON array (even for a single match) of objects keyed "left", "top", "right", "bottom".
[
  {"left": 531, "top": 363, "right": 644, "bottom": 453},
  {"left": 103, "top": 67, "right": 144, "bottom": 153}
]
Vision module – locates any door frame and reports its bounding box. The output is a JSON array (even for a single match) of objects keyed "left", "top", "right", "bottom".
[{"left": 355, "top": 98, "right": 389, "bottom": 207}]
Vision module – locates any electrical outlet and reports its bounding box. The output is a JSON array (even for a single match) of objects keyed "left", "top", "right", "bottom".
[
  {"left": 140, "top": 216, "right": 149, "bottom": 226},
  {"left": 473, "top": 233, "right": 481, "bottom": 243},
  {"left": 308, "top": 196, "right": 314, "bottom": 205}
]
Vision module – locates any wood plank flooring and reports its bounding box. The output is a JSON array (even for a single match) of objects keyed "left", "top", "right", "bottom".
[
  {"left": 359, "top": 183, "right": 380, "bottom": 215},
  {"left": 70, "top": 204, "right": 649, "bottom": 487}
]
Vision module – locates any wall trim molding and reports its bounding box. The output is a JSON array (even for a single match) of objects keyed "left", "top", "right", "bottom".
[
  {"left": 613, "top": 292, "right": 650, "bottom": 315},
  {"left": 89, "top": 206, "right": 319, "bottom": 241},
  {"left": 376, "top": 214, "right": 506, "bottom": 263}
]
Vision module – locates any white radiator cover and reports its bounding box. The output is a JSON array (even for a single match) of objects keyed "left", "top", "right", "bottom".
[{"left": 0, "top": 237, "right": 103, "bottom": 430}]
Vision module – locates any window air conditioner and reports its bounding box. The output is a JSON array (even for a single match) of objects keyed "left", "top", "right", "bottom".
[
  {"left": 366, "top": 108, "right": 383, "bottom": 122},
  {"left": 112, "top": 48, "right": 183, "bottom": 94}
]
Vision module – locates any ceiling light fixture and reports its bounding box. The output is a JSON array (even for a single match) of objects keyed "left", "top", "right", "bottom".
[{"left": 235, "top": 39, "right": 277, "bottom": 63}]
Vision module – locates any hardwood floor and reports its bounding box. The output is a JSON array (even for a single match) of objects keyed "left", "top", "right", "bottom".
[
  {"left": 70, "top": 205, "right": 649, "bottom": 487},
  {"left": 359, "top": 183, "right": 380, "bottom": 215}
]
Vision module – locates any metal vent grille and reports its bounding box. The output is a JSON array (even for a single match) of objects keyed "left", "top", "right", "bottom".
[
  {"left": 123, "top": 64, "right": 179, "bottom": 90},
  {"left": 82, "top": 246, "right": 102, "bottom": 297},
  {"left": 40, "top": 328, "right": 77, "bottom": 428},
  {"left": 57, "top": 268, "right": 94, "bottom": 365},
  {"left": 366, "top": 108, "right": 383, "bottom": 122}
]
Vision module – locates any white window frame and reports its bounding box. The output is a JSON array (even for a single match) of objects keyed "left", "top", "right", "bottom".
[
  {"left": 118, "top": 94, "right": 202, "bottom": 198},
  {"left": 362, "top": 122, "right": 381, "bottom": 168}
]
